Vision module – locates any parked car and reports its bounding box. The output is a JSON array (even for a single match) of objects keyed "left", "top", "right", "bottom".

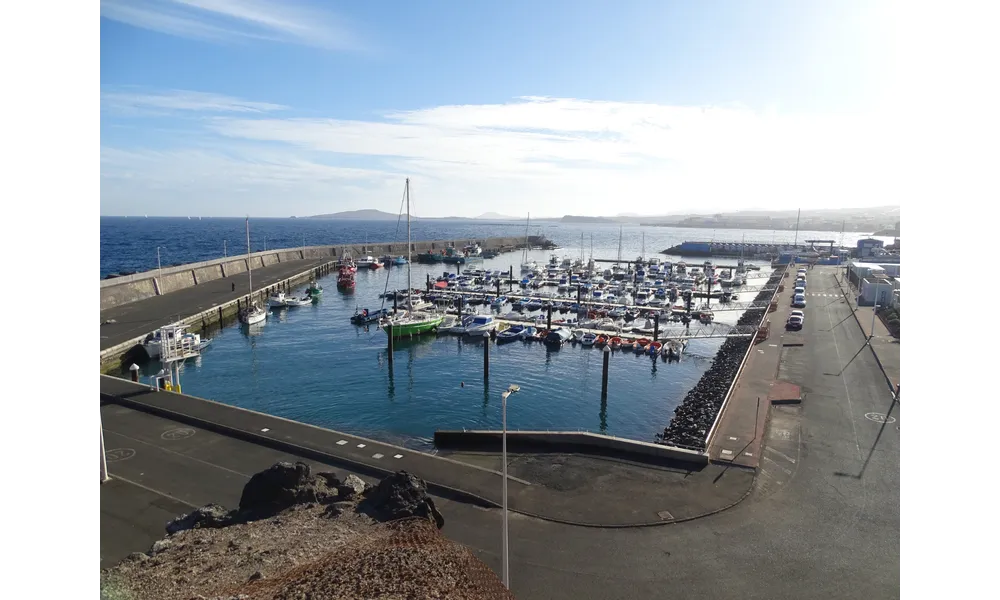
[
  {"left": 790, "top": 310, "right": 805, "bottom": 319},
  {"left": 786, "top": 315, "right": 804, "bottom": 330},
  {"left": 793, "top": 286, "right": 805, "bottom": 297},
  {"left": 792, "top": 294, "right": 807, "bottom": 308}
]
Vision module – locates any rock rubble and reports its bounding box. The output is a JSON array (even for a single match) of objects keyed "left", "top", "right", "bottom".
[{"left": 657, "top": 270, "right": 781, "bottom": 449}]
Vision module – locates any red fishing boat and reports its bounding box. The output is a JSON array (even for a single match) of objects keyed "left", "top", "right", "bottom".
[{"left": 337, "top": 266, "right": 355, "bottom": 290}]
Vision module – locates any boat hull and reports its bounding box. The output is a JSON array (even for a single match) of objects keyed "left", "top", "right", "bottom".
[{"left": 386, "top": 315, "right": 445, "bottom": 337}]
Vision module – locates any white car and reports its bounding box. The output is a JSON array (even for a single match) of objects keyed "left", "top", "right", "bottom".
[
  {"left": 786, "top": 315, "right": 804, "bottom": 330},
  {"left": 792, "top": 294, "right": 807, "bottom": 308},
  {"left": 790, "top": 310, "right": 805, "bottom": 319}
]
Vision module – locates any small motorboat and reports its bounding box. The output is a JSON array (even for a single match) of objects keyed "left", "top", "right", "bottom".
[
  {"left": 544, "top": 328, "right": 573, "bottom": 346},
  {"left": 394, "top": 256, "right": 408, "bottom": 265},
  {"left": 609, "top": 336, "right": 622, "bottom": 350},
  {"left": 491, "top": 296, "right": 509, "bottom": 309},
  {"left": 699, "top": 310, "right": 714, "bottom": 324},
  {"left": 306, "top": 282, "right": 323, "bottom": 297},
  {"left": 634, "top": 338, "right": 651, "bottom": 354},
  {"left": 620, "top": 338, "right": 635, "bottom": 351},
  {"left": 595, "top": 334, "right": 609, "bottom": 347},
  {"left": 521, "top": 326, "right": 537, "bottom": 340},
  {"left": 580, "top": 332, "right": 598, "bottom": 346},
  {"left": 268, "top": 291, "right": 288, "bottom": 308},
  {"left": 647, "top": 340, "right": 662, "bottom": 356},
  {"left": 663, "top": 339, "right": 687, "bottom": 361},
  {"left": 464, "top": 315, "right": 496, "bottom": 336},
  {"left": 284, "top": 296, "right": 314, "bottom": 307},
  {"left": 497, "top": 324, "right": 526, "bottom": 342},
  {"left": 350, "top": 307, "right": 389, "bottom": 324}
]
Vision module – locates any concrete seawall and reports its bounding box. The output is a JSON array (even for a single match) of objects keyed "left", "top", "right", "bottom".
[
  {"left": 434, "top": 430, "right": 709, "bottom": 466},
  {"left": 101, "top": 236, "right": 538, "bottom": 311},
  {"left": 99, "top": 260, "right": 337, "bottom": 373}
]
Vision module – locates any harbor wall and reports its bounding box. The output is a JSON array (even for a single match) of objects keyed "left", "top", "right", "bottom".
[
  {"left": 100, "top": 261, "right": 338, "bottom": 373},
  {"left": 433, "top": 430, "right": 709, "bottom": 466},
  {"left": 101, "top": 236, "right": 538, "bottom": 311}
]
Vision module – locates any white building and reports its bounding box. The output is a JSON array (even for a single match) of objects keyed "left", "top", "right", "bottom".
[{"left": 858, "top": 274, "right": 899, "bottom": 306}]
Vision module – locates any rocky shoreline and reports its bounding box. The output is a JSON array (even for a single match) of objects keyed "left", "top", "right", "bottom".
[
  {"left": 102, "top": 462, "right": 510, "bottom": 600},
  {"left": 656, "top": 269, "right": 781, "bottom": 449}
]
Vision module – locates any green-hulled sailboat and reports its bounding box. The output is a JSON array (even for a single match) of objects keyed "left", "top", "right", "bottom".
[{"left": 383, "top": 178, "right": 444, "bottom": 338}]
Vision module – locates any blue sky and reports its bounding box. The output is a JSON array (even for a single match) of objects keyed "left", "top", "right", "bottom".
[{"left": 101, "top": 0, "right": 896, "bottom": 218}]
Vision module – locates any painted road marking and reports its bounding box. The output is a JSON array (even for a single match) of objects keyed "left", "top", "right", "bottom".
[
  {"left": 105, "top": 448, "right": 136, "bottom": 462},
  {"left": 394, "top": 454, "right": 404, "bottom": 459},
  {"left": 720, "top": 449, "right": 734, "bottom": 456},
  {"left": 727, "top": 436, "right": 739, "bottom": 441},
  {"left": 762, "top": 455, "right": 792, "bottom": 475},
  {"left": 160, "top": 428, "right": 196, "bottom": 440},
  {"left": 336, "top": 440, "right": 348, "bottom": 445},
  {"left": 766, "top": 446, "right": 797, "bottom": 464},
  {"left": 357, "top": 443, "right": 366, "bottom": 448},
  {"left": 865, "top": 412, "right": 896, "bottom": 424},
  {"left": 372, "top": 453, "right": 384, "bottom": 459},
  {"left": 260, "top": 428, "right": 270, "bottom": 433}
]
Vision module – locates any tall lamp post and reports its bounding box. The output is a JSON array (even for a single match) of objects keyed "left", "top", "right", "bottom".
[
  {"left": 156, "top": 246, "right": 163, "bottom": 280},
  {"left": 500, "top": 383, "right": 520, "bottom": 589}
]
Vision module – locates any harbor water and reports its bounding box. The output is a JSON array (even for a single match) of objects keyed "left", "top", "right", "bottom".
[{"left": 117, "top": 247, "right": 787, "bottom": 451}]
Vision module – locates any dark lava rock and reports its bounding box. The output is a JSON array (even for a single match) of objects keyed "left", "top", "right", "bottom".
[
  {"left": 166, "top": 503, "right": 236, "bottom": 534},
  {"left": 656, "top": 269, "right": 782, "bottom": 450},
  {"left": 237, "top": 462, "right": 340, "bottom": 520},
  {"left": 358, "top": 471, "right": 444, "bottom": 529}
]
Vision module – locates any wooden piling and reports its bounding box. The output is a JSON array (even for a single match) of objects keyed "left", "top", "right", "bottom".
[
  {"left": 547, "top": 305, "right": 552, "bottom": 330},
  {"left": 653, "top": 312, "right": 660, "bottom": 341},
  {"left": 387, "top": 324, "right": 394, "bottom": 363},
  {"left": 483, "top": 332, "right": 490, "bottom": 381},
  {"left": 601, "top": 346, "right": 610, "bottom": 396}
]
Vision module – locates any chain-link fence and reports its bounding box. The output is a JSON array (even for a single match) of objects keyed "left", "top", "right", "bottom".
[{"left": 229, "top": 517, "right": 515, "bottom": 600}]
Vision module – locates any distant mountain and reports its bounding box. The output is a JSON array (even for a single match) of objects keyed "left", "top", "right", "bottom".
[
  {"left": 561, "top": 215, "right": 616, "bottom": 223},
  {"left": 306, "top": 209, "right": 402, "bottom": 220},
  {"left": 476, "top": 212, "right": 521, "bottom": 220}
]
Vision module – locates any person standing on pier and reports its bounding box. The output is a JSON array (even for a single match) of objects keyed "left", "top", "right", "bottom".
[{"left": 232, "top": 282, "right": 236, "bottom": 291}]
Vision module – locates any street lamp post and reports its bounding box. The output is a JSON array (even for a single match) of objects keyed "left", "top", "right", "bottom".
[
  {"left": 500, "top": 383, "right": 520, "bottom": 589},
  {"left": 224, "top": 239, "right": 227, "bottom": 257},
  {"left": 156, "top": 246, "right": 162, "bottom": 280}
]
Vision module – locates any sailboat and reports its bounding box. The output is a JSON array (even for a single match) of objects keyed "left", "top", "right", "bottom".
[
  {"left": 519, "top": 213, "right": 536, "bottom": 273},
  {"left": 382, "top": 179, "right": 444, "bottom": 338},
  {"left": 238, "top": 217, "right": 267, "bottom": 326}
]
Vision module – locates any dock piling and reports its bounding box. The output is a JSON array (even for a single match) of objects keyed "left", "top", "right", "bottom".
[
  {"left": 601, "top": 346, "right": 610, "bottom": 396},
  {"left": 496, "top": 279, "right": 502, "bottom": 297},
  {"left": 483, "top": 332, "right": 490, "bottom": 381},
  {"left": 653, "top": 313, "right": 660, "bottom": 342},
  {"left": 509, "top": 267, "right": 513, "bottom": 291},
  {"left": 387, "top": 324, "right": 394, "bottom": 363},
  {"left": 129, "top": 363, "right": 139, "bottom": 382},
  {"left": 546, "top": 305, "right": 552, "bottom": 330}
]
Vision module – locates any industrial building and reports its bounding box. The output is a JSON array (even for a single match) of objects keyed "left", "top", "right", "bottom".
[{"left": 847, "top": 261, "right": 901, "bottom": 307}]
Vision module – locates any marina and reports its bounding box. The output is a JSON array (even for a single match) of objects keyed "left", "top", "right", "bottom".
[{"left": 105, "top": 230, "right": 781, "bottom": 451}]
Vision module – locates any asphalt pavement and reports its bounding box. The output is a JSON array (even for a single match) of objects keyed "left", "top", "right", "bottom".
[{"left": 100, "top": 258, "right": 332, "bottom": 350}]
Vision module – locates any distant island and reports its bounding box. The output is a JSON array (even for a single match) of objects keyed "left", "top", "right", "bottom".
[
  {"left": 561, "top": 215, "right": 616, "bottom": 223},
  {"left": 476, "top": 212, "right": 521, "bottom": 220},
  {"left": 305, "top": 209, "right": 402, "bottom": 220}
]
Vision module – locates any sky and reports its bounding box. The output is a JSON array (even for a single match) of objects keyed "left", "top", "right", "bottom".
[{"left": 100, "top": 0, "right": 901, "bottom": 218}]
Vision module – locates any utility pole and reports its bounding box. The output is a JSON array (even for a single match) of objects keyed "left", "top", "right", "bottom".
[
  {"left": 156, "top": 246, "right": 162, "bottom": 279},
  {"left": 223, "top": 239, "right": 227, "bottom": 257}
]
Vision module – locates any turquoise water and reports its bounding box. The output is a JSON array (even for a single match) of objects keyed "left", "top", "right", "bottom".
[{"left": 124, "top": 248, "right": 780, "bottom": 450}]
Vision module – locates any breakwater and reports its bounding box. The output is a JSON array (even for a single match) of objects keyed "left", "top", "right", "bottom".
[
  {"left": 101, "top": 235, "right": 545, "bottom": 311},
  {"left": 656, "top": 269, "right": 781, "bottom": 449}
]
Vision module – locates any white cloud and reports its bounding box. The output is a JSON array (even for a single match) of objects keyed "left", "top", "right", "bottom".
[
  {"left": 101, "top": 94, "right": 897, "bottom": 217},
  {"left": 100, "top": 0, "right": 366, "bottom": 51},
  {"left": 101, "top": 87, "right": 287, "bottom": 116}
]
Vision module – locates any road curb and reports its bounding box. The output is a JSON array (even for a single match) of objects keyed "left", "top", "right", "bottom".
[
  {"left": 835, "top": 277, "right": 898, "bottom": 397},
  {"left": 102, "top": 389, "right": 755, "bottom": 529}
]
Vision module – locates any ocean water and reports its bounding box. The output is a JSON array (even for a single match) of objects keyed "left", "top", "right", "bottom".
[
  {"left": 100, "top": 216, "right": 888, "bottom": 278},
  {"left": 103, "top": 217, "right": 882, "bottom": 449}
]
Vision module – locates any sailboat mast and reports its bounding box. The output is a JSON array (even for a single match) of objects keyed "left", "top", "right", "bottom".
[
  {"left": 616, "top": 225, "right": 623, "bottom": 266},
  {"left": 406, "top": 178, "right": 412, "bottom": 312},
  {"left": 245, "top": 217, "right": 253, "bottom": 299},
  {"left": 523, "top": 213, "right": 530, "bottom": 263}
]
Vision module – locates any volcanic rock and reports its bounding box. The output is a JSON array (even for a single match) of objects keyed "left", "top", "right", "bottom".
[
  {"left": 237, "top": 462, "right": 340, "bottom": 520},
  {"left": 165, "top": 503, "right": 235, "bottom": 534},
  {"left": 357, "top": 471, "right": 445, "bottom": 529}
]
